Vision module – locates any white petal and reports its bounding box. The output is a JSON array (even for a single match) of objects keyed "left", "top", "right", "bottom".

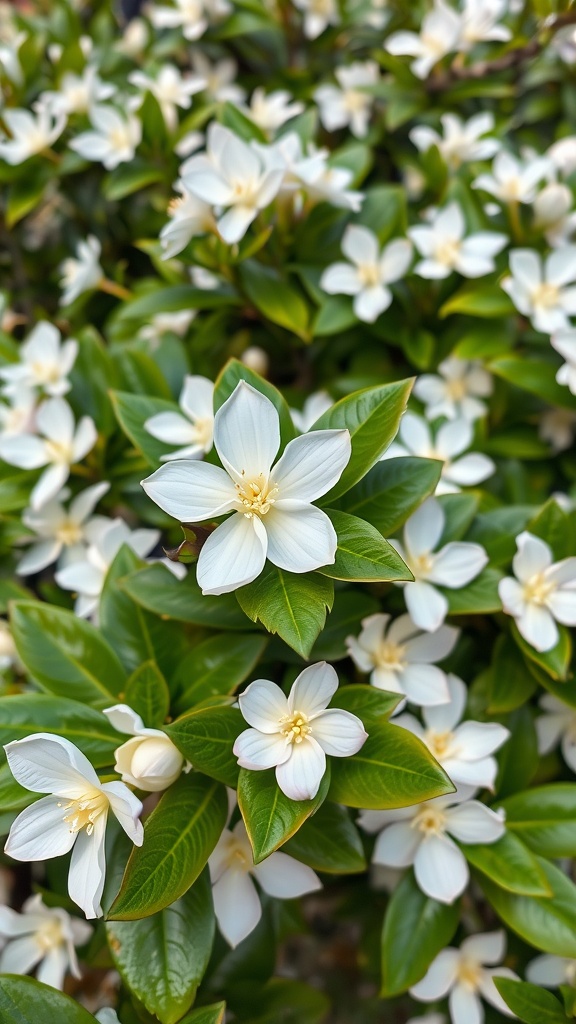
[
  {"left": 35, "top": 945, "right": 68, "bottom": 990},
  {"left": 526, "top": 954, "right": 573, "bottom": 987},
  {"left": 31, "top": 464, "right": 70, "bottom": 511},
  {"left": 288, "top": 662, "right": 339, "bottom": 718},
  {"left": 414, "top": 833, "right": 468, "bottom": 903},
  {"left": 498, "top": 576, "right": 525, "bottom": 617},
  {"left": 272, "top": 429, "right": 351, "bottom": 501},
  {"left": 341, "top": 224, "right": 379, "bottom": 265},
  {"left": 5, "top": 796, "right": 76, "bottom": 861},
  {"left": 399, "top": 412, "right": 432, "bottom": 458},
  {"left": 213, "top": 869, "right": 261, "bottom": 947},
  {"left": 197, "top": 512, "right": 267, "bottom": 595},
  {"left": 404, "top": 498, "right": 445, "bottom": 559},
  {"left": 56, "top": 561, "right": 103, "bottom": 597},
  {"left": 238, "top": 678, "right": 289, "bottom": 732},
  {"left": 449, "top": 984, "right": 483, "bottom": 1024},
  {"left": 0, "top": 434, "right": 47, "bottom": 469},
  {"left": 36, "top": 398, "right": 74, "bottom": 444},
  {"left": 547, "top": 246, "right": 576, "bottom": 286},
  {"left": 0, "top": 935, "right": 43, "bottom": 977},
  {"left": 452, "top": 721, "right": 510, "bottom": 761},
  {"left": 405, "top": 580, "right": 449, "bottom": 632},
  {"left": 72, "top": 418, "right": 97, "bottom": 462},
  {"left": 513, "top": 531, "right": 552, "bottom": 582},
  {"left": 480, "top": 968, "right": 519, "bottom": 1016},
  {"left": 517, "top": 603, "right": 559, "bottom": 652},
  {"left": 320, "top": 262, "right": 362, "bottom": 296},
  {"left": 354, "top": 285, "right": 391, "bottom": 323},
  {"left": 403, "top": 623, "right": 459, "bottom": 664},
  {"left": 461, "top": 930, "right": 505, "bottom": 965},
  {"left": 399, "top": 663, "right": 450, "bottom": 706},
  {"left": 380, "top": 238, "right": 413, "bottom": 282},
  {"left": 145, "top": 411, "right": 197, "bottom": 445},
  {"left": 264, "top": 502, "right": 337, "bottom": 572},
  {"left": 410, "top": 949, "right": 460, "bottom": 1000},
  {"left": 428, "top": 543, "right": 488, "bottom": 588},
  {"left": 275, "top": 738, "right": 326, "bottom": 801},
  {"left": 547, "top": 589, "right": 576, "bottom": 626},
  {"left": 68, "top": 813, "right": 107, "bottom": 918},
  {"left": 233, "top": 728, "right": 291, "bottom": 769},
  {"left": 311, "top": 709, "right": 367, "bottom": 756},
  {"left": 446, "top": 453, "right": 495, "bottom": 487},
  {"left": 17, "top": 540, "right": 62, "bottom": 576},
  {"left": 141, "top": 461, "right": 237, "bottom": 522},
  {"left": 102, "top": 704, "right": 144, "bottom": 736},
  {"left": 446, "top": 801, "right": 505, "bottom": 844},
  {"left": 253, "top": 852, "right": 321, "bottom": 897},
  {"left": 5, "top": 733, "right": 100, "bottom": 795},
  {"left": 69, "top": 481, "right": 110, "bottom": 524},
  {"left": 217, "top": 205, "right": 257, "bottom": 244},
  {"left": 424, "top": 674, "right": 467, "bottom": 732},
  {"left": 102, "top": 782, "right": 144, "bottom": 846},
  {"left": 372, "top": 821, "right": 421, "bottom": 868},
  {"left": 214, "top": 380, "right": 279, "bottom": 479},
  {"left": 509, "top": 249, "right": 541, "bottom": 290}
]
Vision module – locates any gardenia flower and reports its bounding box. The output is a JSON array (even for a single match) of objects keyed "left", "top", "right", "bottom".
[
  {"left": 209, "top": 820, "right": 321, "bottom": 947},
  {"left": 346, "top": 612, "right": 458, "bottom": 707},
  {"left": 413, "top": 357, "right": 493, "bottom": 422},
  {"left": 159, "top": 179, "right": 216, "bottom": 259},
  {"left": 189, "top": 51, "right": 245, "bottom": 104},
  {"left": 314, "top": 62, "right": 379, "bottom": 139},
  {"left": 4, "top": 734, "right": 144, "bottom": 919},
  {"left": 43, "top": 66, "right": 116, "bottom": 116},
  {"left": 0, "top": 322, "right": 78, "bottom": 398},
  {"left": 70, "top": 105, "right": 142, "bottom": 170},
  {"left": 129, "top": 65, "right": 205, "bottom": 132},
  {"left": 267, "top": 133, "right": 363, "bottom": 211},
  {"left": 139, "top": 310, "right": 196, "bottom": 348},
  {"left": 498, "top": 531, "right": 576, "bottom": 652},
  {"left": 0, "top": 397, "right": 97, "bottom": 510},
  {"left": 394, "top": 673, "right": 510, "bottom": 789},
  {"left": 103, "top": 704, "right": 185, "bottom": 792},
  {"left": 410, "top": 931, "right": 517, "bottom": 1023},
  {"left": 410, "top": 113, "right": 499, "bottom": 171},
  {"left": 320, "top": 226, "right": 412, "bottom": 323},
  {"left": 473, "top": 151, "right": 551, "bottom": 205},
  {"left": 501, "top": 248, "right": 576, "bottom": 333},
  {"left": 233, "top": 662, "right": 368, "bottom": 801},
  {"left": 408, "top": 203, "right": 507, "bottom": 280},
  {"left": 527, "top": 953, "right": 576, "bottom": 989},
  {"left": 552, "top": 328, "right": 576, "bottom": 394},
  {"left": 391, "top": 498, "right": 489, "bottom": 632},
  {"left": 292, "top": 0, "right": 340, "bottom": 39},
  {"left": 533, "top": 183, "right": 576, "bottom": 248},
  {"left": 535, "top": 693, "right": 576, "bottom": 772},
  {"left": 385, "top": 0, "right": 461, "bottom": 80},
  {"left": 245, "top": 88, "right": 304, "bottom": 134},
  {"left": 55, "top": 517, "right": 160, "bottom": 619},
  {"left": 291, "top": 391, "right": 332, "bottom": 432},
  {"left": 361, "top": 788, "right": 505, "bottom": 904},
  {"left": 142, "top": 380, "right": 351, "bottom": 596},
  {"left": 0, "top": 105, "right": 67, "bottom": 164},
  {"left": 17, "top": 481, "right": 109, "bottom": 577},
  {"left": 181, "top": 124, "right": 284, "bottom": 244},
  {"left": 457, "top": 0, "right": 511, "bottom": 50},
  {"left": 548, "top": 136, "right": 576, "bottom": 178},
  {"left": 145, "top": 375, "right": 214, "bottom": 461},
  {"left": 382, "top": 412, "right": 495, "bottom": 494},
  {"left": 59, "top": 236, "right": 103, "bottom": 306},
  {"left": 0, "top": 894, "right": 92, "bottom": 990},
  {"left": 151, "top": 0, "right": 231, "bottom": 40}
]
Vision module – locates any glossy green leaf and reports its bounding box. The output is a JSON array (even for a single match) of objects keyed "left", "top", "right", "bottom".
[
  {"left": 166, "top": 706, "right": 244, "bottom": 787},
  {"left": 444, "top": 568, "right": 503, "bottom": 615},
  {"left": 236, "top": 565, "right": 334, "bottom": 658},
  {"left": 339, "top": 457, "right": 442, "bottom": 536},
  {"left": 330, "top": 685, "right": 401, "bottom": 727},
  {"left": 103, "top": 159, "right": 165, "bottom": 200},
  {"left": 124, "top": 661, "right": 170, "bottom": 728},
  {"left": 173, "top": 632, "right": 267, "bottom": 714},
  {"left": 479, "top": 857, "right": 576, "bottom": 956},
  {"left": 110, "top": 390, "right": 181, "bottom": 467},
  {"left": 493, "top": 978, "right": 568, "bottom": 1024},
  {"left": 0, "top": 976, "right": 97, "bottom": 1023},
  {"left": 487, "top": 634, "right": 537, "bottom": 714},
  {"left": 490, "top": 356, "right": 576, "bottom": 410},
  {"left": 440, "top": 281, "right": 516, "bottom": 319},
  {"left": 116, "top": 285, "right": 239, "bottom": 321},
  {"left": 0, "top": 694, "right": 121, "bottom": 768},
  {"left": 241, "top": 979, "right": 329, "bottom": 1024},
  {"left": 309, "top": 589, "right": 379, "bottom": 662},
  {"left": 238, "top": 260, "right": 310, "bottom": 341},
  {"left": 318, "top": 510, "right": 413, "bottom": 582},
  {"left": 179, "top": 1004, "right": 226, "bottom": 1024},
  {"left": 238, "top": 765, "right": 331, "bottom": 863},
  {"left": 284, "top": 801, "right": 366, "bottom": 873},
  {"left": 512, "top": 621, "right": 572, "bottom": 682},
  {"left": 463, "top": 831, "right": 552, "bottom": 896},
  {"left": 120, "top": 563, "right": 250, "bottom": 629},
  {"left": 498, "top": 785, "right": 576, "bottom": 858}
]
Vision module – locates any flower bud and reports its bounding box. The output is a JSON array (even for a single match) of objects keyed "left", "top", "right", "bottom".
[
  {"left": 533, "top": 182, "right": 572, "bottom": 227},
  {"left": 115, "top": 734, "right": 183, "bottom": 792}
]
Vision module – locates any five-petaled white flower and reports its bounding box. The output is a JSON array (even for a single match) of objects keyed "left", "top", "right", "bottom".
[
  {"left": 410, "top": 931, "right": 517, "bottom": 1024},
  {"left": 410, "top": 113, "right": 499, "bottom": 171},
  {"left": 59, "top": 236, "right": 103, "bottom": 306},
  {"left": 142, "top": 380, "right": 351, "bottom": 596},
  {"left": 0, "top": 322, "right": 78, "bottom": 398},
  {"left": 394, "top": 673, "right": 509, "bottom": 789},
  {"left": 385, "top": 0, "right": 461, "bottom": 80},
  {"left": 0, "top": 894, "right": 92, "bottom": 990},
  {"left": 244, "top": 88, "right": 304, "bottom": 134},
  {"left": 0, "top": 105, "right": 66, "bottom": 164},
  {"left": 160, "top": 179, "right": 216, "bottom": 259},
  {"left": 535, "top": 693, "right": 576, "bottom": 774},
  {"left": 145, "top": 375, "right": 214, "bottom": 461},
  {"left": 43, "top": 66, "right": 116, "bottom": 116},
  {"left": 292, "top": 0, "right": 340, "bottom": 39},
  {"left": 139, "top": 310, "right": 197, "bottom": 348},
  {"left": 321, "top": 225, "right": 412, "bottom": 323},
  {"left": 502, "top": 247, "right": 576, "bottom": 334},
  {"left": 151, "top": 0, "right": 231, "bottom": 40},
  {"left": 473, "top": 150, "right": 551, "bottom": 205},
  {"left": 70, "top": 105, "right": 142, "bottom": 170},
  {"left": 103, "top": 704, "right": 185, "bottom": 792},
  {"left": 18, "top": 481, "right": 109, "bottom": 576},
  {"left": 409, "top": 203, "right": 507, "bottom": 280},
  {"left": 360, "top": 787, "right": 505, "bottom": 904},
  {"left": 0, "top": 386, "right": 37, "bottom": 439},
  {"left": 129, "top": 64, "right": 205, "bottom": 132},
  {"left": 233, "top": 662, "right": 367, "bottom": 802},
  {"left": 208, "top": 820, "right": 321, "bottom": 947},
  {"left": 498, "top": 531, "right": 576, "bottom": 652},
  {"left": 391, "top": 498, "right": 489, "bottom": 632},
  {"left": 414, "top": 357, "right": 493, "bottom": 423},
  {"left": 315, "top": 62, "right": 379, "bottom": 139},
  {"left": 346, "top": 612, "right": 458, "bottom": 708},
  {"left": 4, "top": 734, "right": 143, "bottom": 919},
  {"left": 552, "top": 328, "right": 576, "bottom": 394},
  {"left": 0, "top": 397, "right": 97, "bottom": 510},
  {"left": 383, "top": 412, "right": 495, "bottom": 494}
]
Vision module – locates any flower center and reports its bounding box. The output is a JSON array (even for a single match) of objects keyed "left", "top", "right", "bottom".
[
  {"left": 522, "top": 571, "right": 555, "bottom": 605},
  {"left": 280, "top": 710, "right": 312, "bottom": 745},
  {"left": 531, "top": 282, "right": 560, "bottom": 309},
  {"left": 358, "top": 262, "right": 381, "bottom": 287},
  {"left": 231, "top": 179, "right": 258, "bottom": 203},
  {"left": 191, "top": 416, "right": 213, "bottom": 449},
  {"left": 412, "top": 552, "right": 434, "bottom": 578},
  {"left": 59, "top": 791, "right": 108, "bottom": 835},
  {"left": 435, "top": 237, "right": 461, "bottom": 267},
  {"left": 412, "top": 805, "right": 447, "bottom": 836},
  {"left": 30, "top": 360, "right": 61, "bottom": 385},
  {"left": 344, "top": 89, "right": 369, "bottom": 115},
  {"left": 109, "top": 126, "right": 130, "bottom": 152},
  {"left": 55, "top": 518, "right": 84, "bottom": 546},
  {"left": 374, "top": 640, "right": 406, "bottom": 671},
  {"left": 457, "top": 959, "right": 482, "bottom": 990},
  {"left": 425, "top": 729, "right": 457, "bottom": 760},
  {"left": 44, "top": 439, "right": 74, "bottom": 464},
  {"left": 235, "top": 473, "right": 278, "bottom": 518},
  {"left": 224, "top": 836, "right": 252, "bottom": 873},
  {"left": 35, "top": 918, "right": 65, "bottom": 952},
  {"left": 446, "top": 377, "right": 467, "bottom": 401}
]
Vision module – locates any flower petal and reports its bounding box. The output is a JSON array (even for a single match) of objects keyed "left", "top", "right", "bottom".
[
  {"left": 403, "top": 623, "right": 459, "bottom": 664},
  {"left": 141, "top": 461, "right": 237, "bottom": 522},
  {"left": 238, "top": 678, "right": 288, "bottom": 732},
  {"left": 410, "top": 948, "right": 460, "bottom": 1000},
  {"left": 288, "top": 662, "right": 339, "bottom": 718},
  {"left": 101, "top": 781, "right": 144, "bottom": 846},
  {"left": 5, "top": 796, "right": 76, "bottom": 861},
  {"left": 446, "top": 801, "right": 505, "bottom": 844},
  {"left": 233, "top": 728, "right": 291, "bottom": 769},
  {"left": 311, "top": 709, "right": 367, "bottom": 756},
  {"left": 213, "top": 869, "right": 261, "bottom": 948},
  {"left": 197, "top": 512, "right": 267, "bottom": 595},
  {"left": 253, "top": 851, "right": 321, "bottom": 897},
  {"left": 399, "top": 663, "right": 450, "bottom": 706},
  {"left": 275, "top": 738, "right": 326, "bottom": 801},
  {"left": 372, "top": 821, "right": 421, "bottom": 868},
  {"left": 517, "top": 603, "right": 559, "bottom": 652},
  {"left": 405, "top": 580, "right": 449, "bottom": 632},
  {"left": 428, "top": 542, "right": 488, "bottom": 588},
  {"left": 68, "top": 812, "right": 107, "bottom": 918},
  {"left": 5, "top": 733, "right": 100, "bottom": 795},
  {"left": 461, "top": 930, "right": 505, "bottom": 965},
  {"left": 272, "top": 429, "right": 351, "bottom": 502},
  {"left": 213, "top": 380, "right": 279, "bottom": 479},
  {"left": 265, "top": 501, "right": 337, "bottom": 572},
  {"left": 404, "top": 498, "right": 445, "bottom": 559},
  {"left": 513, "top": 531, "right": 552, "bottom": 582},
  {"left": 0, "top": 935, "right": 43, "bottom": 977},
  {"left": 449, "top": 984, "right": 483, "bottom": 1024},
  {"left": 423, "top": 673, "right": 467, "bottom": 732},
  {"left": 414, "top": 833, "right": 468, "bottom": 903}
]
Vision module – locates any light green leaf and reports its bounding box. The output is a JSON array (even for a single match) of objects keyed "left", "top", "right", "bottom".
[
  {"left": 493, "top": 978, "right": 569, "bottom": 1024},
  {"left": 239, "top": 260, "right": 310, "bottom": 341},
  {"left": 284, "top": 801, "right": 366, "bottom": 874},
  {"left": 463, "top": 832, "right": 552, "bottom": 896},
  {"left": 339, "top": 457, "right": 442, "bottom": 536},
  {"left": 0, "top": 694, "right": 121, "bottom": 768},
  {"left": 512, "top": 621, "right": 572, "bottom": 681},
  {"left": 479, "top": 857, "right": 576, "bottom": 956},
  {"left": 116, "top": 285, "right": 239, "bottom": 321},
  {"left": 0, "top": 976, "right": 98, "bottom": 1023},
  {"left": 238, "top": 765, "right": 331, "bottom": 863},
  {"left": 103, "top": 159, "right": 166, "bottom": 200},
  {"left": 124, "top": 661, "right": 170, "bottom": 728},
  {"left": 330, "top": 685, "right": 401, "bottom": 728},
  {"left": 110, "top": 390, "right": 181, "bottom": 467},
  {"left": 318, "top": 510, "right": 413, "bottom": 582},
  {"left": 179, "top": 1004, "right": 226, "bottom": 1024},
  {"left": 444, "top": 568, "right": 503, "bottom": 615},
  {"left": 236, "top": 565, "right": 334, "bottom": 658},
  {"left": 165, "top": 706, "right": 244, "bottom": 787},
  {"left": 498, "top": 785, "right": 576, "bottom": 859},
  {"left": 440, "top": 281, "right": 516, "bottom": 319},
  {"left": 490, "top": 356, "right": 576, "bottom": 410}
]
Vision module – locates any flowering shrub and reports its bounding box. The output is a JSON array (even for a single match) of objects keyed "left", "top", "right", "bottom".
[{"left": 1, "top": 1, "right": 576, "bottom": 1022}]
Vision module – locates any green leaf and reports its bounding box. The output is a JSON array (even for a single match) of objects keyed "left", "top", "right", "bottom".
[
  {"left": 498, "top": 785, "right": 576, "bottom": 859},
  {"left": 238, "top": 260, "right": 310, "bottom": 341},
  {"left": 331, "top": 685, "right": 401, "bottom": 728},
  {"left": 440, "top": 280, "right": 516, "bottom": 319},
  {"left": 329, "top": 721, "right": 454, "bottom": 809},
  {"left": 107, "top": 870, "right": 214, "bottom": 1024},
  {"left": 10, "top": 600, "right": 126, "bottom": 707},
  {"left": 165, "top": 706, "right": 244, "bottom": 787},
  {"left": 356, "top": 184, "right": 408, "bottom": 243},
  {"left": 467, "top": 506, "right": 533, "bottom": 566},
  {"left": 116, "top": 285, "right": 239, "bottom": 321},
  {"left": 179, "top": 1004, "right": 226, "bottom": 1024},
  {"left": 444, "top": 568, "right": 503, "bottom": 615},
  {"left": 213, "top": 358, "right": 296, "bottom": 450},
  {"left": 110, "top": 390, "right": 181, "bottom": 467},
  {"left": 120, "top": 563, "right": 250, "bottom": 630},
  {"left": 239, "top": 979, "right": 328, "bottom": 1024},
  {"left": 309, "top": 589, "right": 379, "bottom": 662},
  {"left": 0, "top": 694, "right": 121, "bottom": 768},
  {"left": 108, "top": 774, "right": 228, "bottom": 920},
  {"left": 238, "top": 766, "right": 331, "bottom": 863},
  {"left": 318, "top": 510, "right": 413, "bottom": 582},
  {"left": 103, "top": 159, "right": 165, "bottom": 200},
  {"left": 493, "top": 978, "right": 569, "bottom": 1024},
  {"left": 528, "top": 499, "right": 576, "bottom": 561},
  {"left": 479, "top": 857, "right": 576, "bottom": 957},
  {"left": 490, "top": 356, "right": 576, "bottom": 411},
  {"left": 125, "top": 661, "right": 170, "bottom": 728},
  {"left": 313, "top": 296, "right": 356, "bottom": 337},
  {"left": 340, "top": 457, "right": 442, "bottom": 536},
  {"left": 487, "top": 635, "right": 537, "bottom": 714},
  {"left": 512, "top": 621, "right": 572, "bottom": 682},
  {"left": 438, "top": 492, "right": 479, "bottom": 542},
  {"left": 236, "top": 565, "right": 334, "bottom": 658},
  {"left": 313, "top": 380, "right": 414, "bottom": 502},
  {"left": 495, "top": 704, "right": 538, "bottom": 799},
  {"left": 284, "top": 801, "right": 366, "bottom": 873},
  {"left": 381, "top": 870, "right": 460, "bottom": 996},
  {"left": 173, "top": 633, "right": 267, "bottom": 714},
  {"left": 0, "top": 976, "right": 98, "bottom": 1023},
  {"left": 464, "top": 832, "right": 552, "bottom": 896}
]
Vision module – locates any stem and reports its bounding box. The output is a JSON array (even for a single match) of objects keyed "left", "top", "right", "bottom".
[
  {"left": 98, "top": 277, "right": 133, "bottom": 302},
  {"left": 507, "top": 200, "right": 523, "bottom": 244},
  {"left": 41, "top": 147, "right": 61, "bottom": 165}
]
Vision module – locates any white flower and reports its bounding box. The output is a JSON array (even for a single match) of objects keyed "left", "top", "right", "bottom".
[
  {"left": 4, "top": 734, "right": 143, "bottom": 919},
  {"left": 539, "top": 407, "right": 576, "bottom": 453},
  {"left": 145, "top": 375, "right": 214, "bottom": 461},
  {"left": 394, "top": 674, "right": 509, "bottom": 789},
  {"left": 59, "top": 236, "right": 103, "bottom": 306},
  {"left": 233, "top": 662, "right": 367, "bottom": 801},
  {"left": 535, "top": 693, "right": 576, "bottom": 773},
  {"left": 0, "top": 106, "right": 66, "bottom": 165},
  {"left": 55, "top": 517, "right": 160, "bottom": 619},
  {"left": 159, "top": 179, "right": 216, "bottom": 259},
  {"left": 70, "top": 105, "right": 142, "bottom": 170},
  {"left": 346, "top": 612, "right": 458, "bottom": 707},
  {"left": 548, "top": 136, "right": 576, "bottom": 178},
  {"left": 0, "top": 894, "right": 92, "bottom": 990},
  {"left": 0, "top": 620, "right": 19, "bottom": 673},
  {"left": 315, "top": 61, "right": 379, "bottom": 139},
  {"left": 473, "top": 151, "right": 552, "bottom": 205},
  {"left": 527, "top": 954, "right": 576, "bottom": 988},
  {"left": 245, "top": 88, "right": 304, "bottom": 134},
  {"left": 409, "top": 203, "right": 507, "bottom": 280},
  {"left": 457, "top": 0, "right": 511, "bottom": 51},
  {"left": 139, "top": 310, "right": 196, "bottom": 348},
  {"left": 129, "top": 65, "right": 205, "bottom": 132},
  {"left": 502, "top": 247, "right": 576, "bottom": 333},
  {"left": 43, "top": 66, "right": 115, "bottom": 116},
  {"left": 410, "top": 113, "right": 499, "bottom": 171},
  {"left": 382, "top": 412, "right": 495, "bottom": 494},
  {"left": 0, "top": 387, "right": 36, "bottom": 438},
  {"left": 391, "top": 498, "right": 488, "bottom": 632},
  {"left": 533, "top": 183, "right": 576, "bottom": 248},
  {"left": 410, "top": 931, "right": 517, "bottom": 1023},
  {"left": 413, "top": 357, "right": 493, "bottom": 422},
  {"left": 151, "top": 0, "right": 231, "bottom": 40},
  {"left": 209, "top": 820, "right": 321, "bottom": 947},
  {"left": 291, "top": 391, "right": 333, "bottom": 432},
  {"left": 361, "top": 788, "right": 505, "bottom": 904},
  {"left": 102, "top": 705, "right": 184, "bottom": 792},
  {"left": 552, "top": 328, "right": 576, "bottom": 395},
  {"left": 182, "top": 124, "right": 284, "bottom": 244},
  {"left": 320, "top": 226, "right": 412, "bottom": 323},
  {"left": 0, "top": 397, "right": 97, "bottom": 510},
  {"left": 385, "top": 0, "right": 461, "bottom": 80},
  {"left": 0, "top": 29, "right": 26, "bottom": 85},
  {"left": 292, "top": 0, "right": 340, "bottom": 39},
  {"left": 0, "top": 322, "right": 78, "bottom": 398},
  {"left": 189, "top": 51, "right": 245, "bottom": 104},
  {"left": 17, "top": 481, "right": 109, "bottom": 577},
  {"left": 499, "top": 531, "right": 576, "bottom": 652},
  {"left": 142, "top": 380, "right": 351, "bottom": 596},
  {"left": 267, "top": 132, "right": 363, "bottom": 211}
]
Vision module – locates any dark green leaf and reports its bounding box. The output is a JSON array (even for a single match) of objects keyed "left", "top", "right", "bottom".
[
  {"left": 173, "top": 632, "right": 267, "bottom": 714},
  {"left": 331, "top": 685, "right": 401, "bottom": 727},
  {"left": 0, "top": 694, "right": 121, "bottom": 768},
  {"left": 498, "top": 785, "right": 576, "bottom": 859},
  {"left": 125, "top": 661, "right": 170, "bottom": 728},
  {"left": 318, "top": 510, "right": 413, "bottom": 582},
  {"left": 238, "top": 261, "right": 310, "bottom": 341},
  {"left": 493, "top": 978, "right": 568, "bottom": 1024},
  {"left": 238, "top": 765, "right": 331, "bottom": 863},
  {"left": 284, "top": 801, "right": 366, "bottom": 873},
  {"left": 166, "top": 706, "right": 244, "bottom": 787},
  {"left": 445, "top": 568, "right": 503, "bottom": 615},
  {"left": 236, "top": 565, "right": 334, "bottom": 658},
  {"left": 490, "top": 356, "right": 576, "bottom": 410},
  {"left": 464, "top": 831, "right": 552, "bottom": 896},
  {"left": 440, "top": 281, "right": 516, "bottom": 319},
  {"left": 512, "top": 621, "right": 572, "bottom": 682},
  {"left": 479, "top": 857, "right": 576, "bottom": 956},
  {"left": 110, "top": 390, "right": 181, "bottom": 467},
  {"left": 340, "top": 457, "right": 442, "bottom": 536},
  {"left": 0, "top": 976, "right": 97, "bottom": 1023},
  {"left": 120, "top": 563, "right": 250, "bottom": 629}
]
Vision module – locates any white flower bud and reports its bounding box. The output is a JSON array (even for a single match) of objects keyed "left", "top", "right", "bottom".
[
  {"left": 115, "top": 734, "right": 184, "bottom": 792},
  {"left": 241, "top": 346, "right": 269, "bottom": 376},
  {"left": 533, "top": 182, "right": 572, "bottom": 227}
]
